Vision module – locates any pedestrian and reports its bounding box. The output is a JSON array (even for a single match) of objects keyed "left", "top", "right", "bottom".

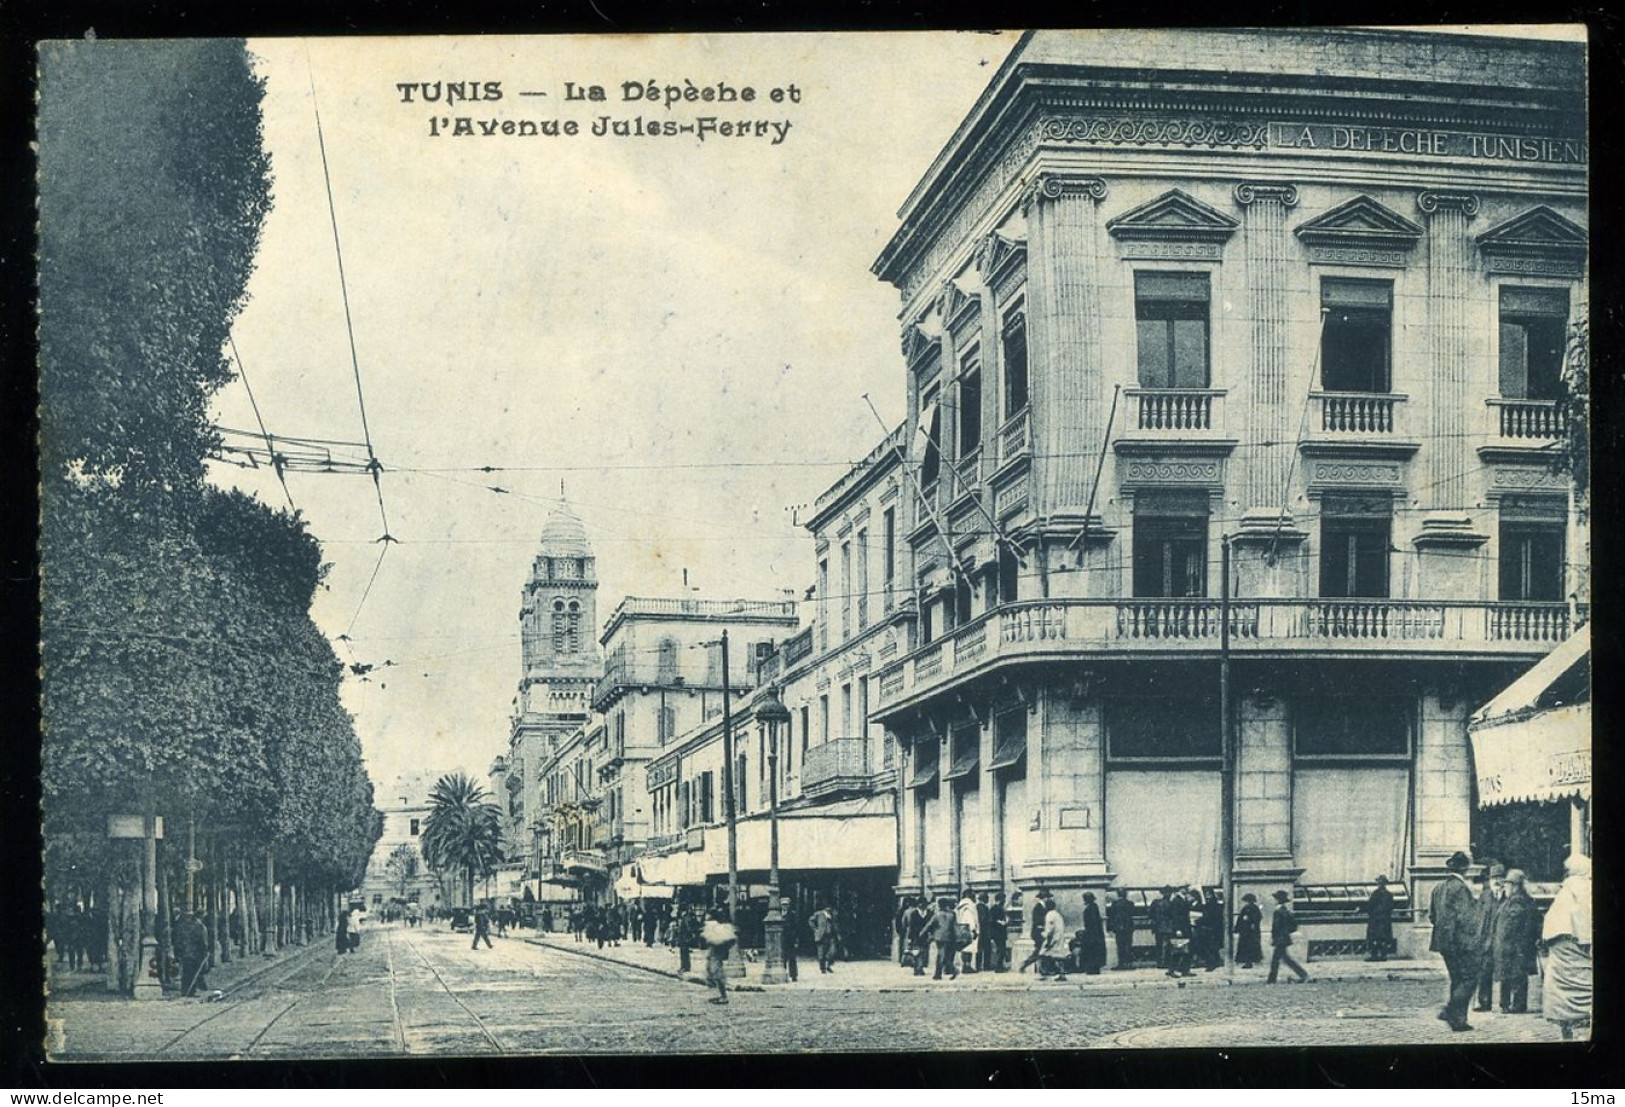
[
  {"left": 975, "top": 893, "right": 993, "bottom": 972},
  {"left": 349, "top": 907, "right": 364, "bottom": 953},
  {"left": 1364, "top": 876, "right": 1395, "bottom": 962},
  {"left": 1078, "top": 892, "right": 1107, "bottom": 975},
  {"left": 471, "top": 904, "right": 494, "bottom": 950},
  {"left": 927, "top": 896, "right": 959, "bottom": 981},
  {"left": 1429, "top": 850, "right": 1479, "bottom": 1030},
  {"left": 674, "top": 905, "right": 696, "bottom": 974},
  {"left": 1541, "top": 853, "right": 1592, "bottom": 1039},
  {"left": 810, "top": 900, "right": 838, "bottom": 974},
  {"left": 1149, "top": 886, "right": 1172, "bottom": 969},
  {"left": 1163, "top": 887, "right": 1194, "bottom": 978},
  {"left": 779, "top": 897, "right": 799, "bottom": 983},
  {"left": 989, "top": 892, "right": 1009, "bottom": 972},
  {"left": 1036, "top": 894, "right": 1068, "bottom": 981},
  {"left": 893, "top": 897, "right": 913, "bottom": 966},
  {"left": 1103, "top": 889, "right": 1133, "bottom": 970},
  {"left": 955, "top": 890, "right": 979, "bottom": 974},
  {"left": 1028, "top": 887, "right": 1049, "bottom": 960},
  {"left": 66, "top": 904, "right": 86, "bottom": 972},
  {"left": 906, "top": 896, "right": 932, "bottom": 976},
  {"left": 1266, "top": 890, "right": 1309, "bottom": 984},
  {"left": 336, "top": 908, "right": 352, "bottom": 954},
  {"left": 1493, "top": 869, "right": 1538, "bottom": 1014},
  {"left": 629, "top": 902, "right": 643, "bottom": 945},
  {"left": 1473, "top": 861, "right": 1506, "bottom": 1013},
  {"left": 86, "top": 906, "right": 107, "bottom": 973},
  {"left": 495, "top": 905, "right": 510, "bottom": 937},
  {"left": 174, "top": 911, "right": 210, "bottom": 997},
  {"left": 1196, "top": 890, "right": 1222, "bottom": 968},
  {"left": 701, "top": 908, "right": 737, "bottom": 1005},
  {"left": 643, "top": 903, "right": 658, "bottom": 947},
  {"left": 1234, "top": 893, "right": 1263, "bottom": 969},
  {"left": 541, "top": 906, "right": 553, "bottom": 934}
]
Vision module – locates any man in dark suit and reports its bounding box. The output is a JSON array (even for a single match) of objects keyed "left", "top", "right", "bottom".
[
  {"left": 1106, "top": 888, "right": 1136, "bottom": 970},
  {"left": 1429, "top": 850, "right": 1480, "bottom": 1031},
  {"left": 1473, "top": 861, "right": 1506, "bottom": 1013}
]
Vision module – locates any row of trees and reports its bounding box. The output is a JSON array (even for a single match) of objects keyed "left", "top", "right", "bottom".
[{"left": 39, "top": 39, "right": 381, "bottom": 992}]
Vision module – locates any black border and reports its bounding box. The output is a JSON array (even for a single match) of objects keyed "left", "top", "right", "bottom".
[{"left": 4, "top": 0, "right": 1622, "bottom": 1090}]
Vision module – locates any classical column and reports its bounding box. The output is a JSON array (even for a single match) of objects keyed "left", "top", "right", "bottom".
[
  {"left": 1024, "top": 173, "right": 1108, "bottom": 518},
  {"left": 1418, "top": 190, "right": 1480, "bottom": 512},
  {"left": 1233, "top": 183, "right": 1300, "bottom": 514}
]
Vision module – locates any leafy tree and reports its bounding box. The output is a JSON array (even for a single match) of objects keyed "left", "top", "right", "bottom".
[
  {"left": 385, "top": 844, "right": 420, "bottom": 900},
  {"left": 420, "top": 774, "right": 502, "bottom": 905},
  {"left": 1551, "top": 315, "right": 1590, "bottom": 499}
]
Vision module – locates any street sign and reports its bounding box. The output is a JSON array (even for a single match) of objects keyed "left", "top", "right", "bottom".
[{"left": 108, "top": 815, "right": 164, "bottom": 839}]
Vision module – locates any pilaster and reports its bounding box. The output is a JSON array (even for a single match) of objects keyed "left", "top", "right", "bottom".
[
  {"left": 1234, "top": 183, "right": 1299, "bottom": 510},
  {"left": 1418, "top": 190, "right": 1480, "bottom": 512},
  {"left": 1024, "top": 173, "right": 1108, "bottom": 517}
]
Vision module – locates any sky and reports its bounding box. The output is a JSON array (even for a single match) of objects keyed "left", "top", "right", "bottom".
[{"left": 209, "top": 33, "right": 1020, "bottom": 793}]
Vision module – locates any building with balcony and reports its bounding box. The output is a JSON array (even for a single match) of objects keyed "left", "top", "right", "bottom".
[
  {"left": 634, "top": 431, "right": 913, "bottom": 955},
  {"left": 358, "top": 771, "right": 448, "bottom": 912},
  {"left": 866, "top": 28, "right": 1586, "bottom": 959}
]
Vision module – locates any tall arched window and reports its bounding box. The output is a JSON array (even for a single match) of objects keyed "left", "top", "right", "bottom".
[
  {"left": 552, "top": 599, "right": 567, "bottom": 652},
  {"left": 566, "top": 600, "right": 582, "bottom": 652}
]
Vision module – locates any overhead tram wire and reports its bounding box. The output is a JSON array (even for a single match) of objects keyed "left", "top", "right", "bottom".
[
  {"left": 228, "top": 337, "right": 296, "bottom": 512},
  {"left": 307, "top": 48, "right": 397, "bottom": 641}
]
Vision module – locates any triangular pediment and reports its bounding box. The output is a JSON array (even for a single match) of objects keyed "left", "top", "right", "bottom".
[
  {"left": 1477, "top": 206, "right": 1588, "bottom": 253},
  {"left": 974, "top": 230, "right": 1027, "bottom": 285},
  {"left": 1106, "top": 189, "right": 1239, "bottom": 243},
  {"left": 1295, "top": 196, "right": 1423, "bottom": 247}
]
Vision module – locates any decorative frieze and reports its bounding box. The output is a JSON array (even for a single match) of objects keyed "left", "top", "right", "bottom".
[
  {"left": 1293, "top": 195, "right": 1422, "bottom": 267},
  {"left": 1041, "top": 114, "right": 1269, "bottom": 150},
  {"left": 1309, "top": 460, "right": 1402, "bottom": 486},
  {"left": 1121, "top": 458, "right": 1222, "bottom": 486}
]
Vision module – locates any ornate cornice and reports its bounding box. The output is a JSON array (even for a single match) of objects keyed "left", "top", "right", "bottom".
[
  {"left": 974, "top": 229, "right": 1028, "bottom": 295},
  {"left": 1020, "top": 172, "right": 1107, "bottom": 213},
  {"left": 1416, "top": 190, "right": 1481, "bottom": 218},
  {"left": 1233, "top": 182, "right": 1299, "bottom": 208},
  {"left": 1475, "top": 205, "right": 1587, "bottom": 277}
]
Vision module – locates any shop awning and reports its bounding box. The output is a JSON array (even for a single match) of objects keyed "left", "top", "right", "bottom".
[
  {"left": 689, "top": 796, "right": 898, "bottom": 875},
  {"left": 1469, "top": 626, "right": 1590, "bottom": 808}
]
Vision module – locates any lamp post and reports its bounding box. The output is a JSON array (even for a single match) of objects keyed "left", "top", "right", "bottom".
[{"left": 754, "top": 688, "right": 793, "bottom": 984}]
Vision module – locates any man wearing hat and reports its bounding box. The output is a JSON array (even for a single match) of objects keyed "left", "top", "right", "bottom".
[
  {"left": 1493, "top": 870, "right": 1538, "bottom": 1013},
  {"left": 1473, "top": 860, "right": 1507, "bottom": 1013},
  {"left": 1428, "top": 850, "right": 1480, "bottom": 1030},
  {"left": 1266, "top": 890, "right": 1309, "bottom": 984}
]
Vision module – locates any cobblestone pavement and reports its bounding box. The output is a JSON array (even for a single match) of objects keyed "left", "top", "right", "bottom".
[{"left": 46, "top": 924, "right": 1575, "bottom": 1060}]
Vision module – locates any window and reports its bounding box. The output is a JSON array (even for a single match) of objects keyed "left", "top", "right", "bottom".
[
  {"left": 409, "top": 818, "right": 420, "bottom": 836},
  {"left": 819, "top": 694, "right": 830, "bottom": 743},
  {"left": 882, "top": 509, "right": 897, "bottom": 606},
  {"left": 817, "top": 558, "right": 829, "bottom": 652},
  {"left": 954, "top": 574, "right": 973, "bottom": 624},
  {"left": 1499, "top": 497, "right": 1566, "bottom": 602},
  {"left": 997, "top": 544, "right": 1020, "bottom": 606},
  {"left": 1295, "top": 696, "right": 1410, "bottom": 759},
  {"left": 840, "top": 541, "right": 852, "bottom": 642},
  {"left": 1499, "top": 287, "right": 1569, "bottom": 401},
  {"left": 1132, "top": 492, "right": 1209, "bottom": 598},
  {"left": 990, "top": 708, "right": 1026, "bottom": 773},
  {"left": 736, "top": 754, "right": 748, "bottom": 813},
  {"left": 857, "top": 678, "right": 869, "bottom": 742},
  {"left": 920, "top": 385, "right": 943, "bottom": 488},
  {"left": 1002, "top": 306, "right": 1028, "bottom": 418},
  {"left": 658, "top": 703, "right": 676, "bottom": 745},
  {"left": 959, "top": 357, "right": 983, "bottom": 456},
  {"left": 1319, "top": 494, "right": 1391, "bottom": 598},
  {"left": 921, "top": 597, "right": 935, "bottom": 645},
  {"left": 679, "top": 780, "right": 691, "bottom": 828},
  {"left": 800, "top": 705, "right": 811, "bottom": 759},
  {"left": 1135, "top": 272, "right": 1210, "bottom": 388},
  {"left": 856, "top": 528, "right": 869, "bottom": 630},
  {"left": 943, "top": 721, "right": 980, "bottom": 782},
  {"left": 551, "top": 600, "right": 567, "bottom": 652},
  {"left": 657, "top": 637, "right": 679, "bottom": 682},
  {"left": 1107, "top": 696, "right": 1221, "bottom": 761},
  {"left": 841, "top": 683, "right": 852, "bottom": 736},
  {"left": 1321, "top": 279, "right": 1392, "bottom": 393}
]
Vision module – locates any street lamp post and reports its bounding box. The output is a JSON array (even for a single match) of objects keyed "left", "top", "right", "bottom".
[{"left": 755, "top": 688, "right": 792, "bottom": 985}]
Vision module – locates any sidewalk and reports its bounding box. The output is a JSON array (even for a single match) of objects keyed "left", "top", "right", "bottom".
[
  {"left": 522, "top": 931, "right": 1445, "bottom": 994},
  {"left": 45, "top": 934, "right": 331, "bottom": 1003}
]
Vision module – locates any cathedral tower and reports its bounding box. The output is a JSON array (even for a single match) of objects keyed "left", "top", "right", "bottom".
[{"left": 516, "top": 499, "right": 600, "bottom": 718}]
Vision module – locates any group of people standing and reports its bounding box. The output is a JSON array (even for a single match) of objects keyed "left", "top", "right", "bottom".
[
  {"left": 894, "top": 891, "right": 1016, "bottom": 980},
  {"left": 1429, "top": 850, "right": 1591, "bottom": 1036},
  {"left": 566, "top": 900, "right": 675, "bottom": 949},
  {"left": 46, "top": 901, "right": 108, "bottom": 976}
]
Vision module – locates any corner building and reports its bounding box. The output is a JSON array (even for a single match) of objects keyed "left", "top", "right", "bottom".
[{"left": 868, "top": 29, "right": 1586, "bottom": 958}]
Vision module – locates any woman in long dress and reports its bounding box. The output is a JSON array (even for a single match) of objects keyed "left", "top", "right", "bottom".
[
  {"left": 1078, "top": 893, "right": 1107, "bottom": 975},
  {"left": 1233, "top": 894, "right": 1264, "bottom": 969},
  {"left": 1541, "top": 853, "right": 1591, "bottom": 1039}
]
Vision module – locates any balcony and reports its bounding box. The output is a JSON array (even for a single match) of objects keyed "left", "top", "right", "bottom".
[
  {"left": 560, "top": 848, "right": 606, "bottom": 876},
  {"left": 1313, "top": 392, "right": 1404, "bottom": 435},
  {"left": 782, "top": 625, "right": 814, "bottom": 667},
  {"left": 873, "top": 598, "right": 1578, "bottom": 715},
  {"left": 998, "top": 409, "right": 1031, "bottom": 467},
  {"left": 1488, "top": 397, "right": 1561, "bottom": 441},
  {"left": 800, "top": 737, "right": 876, "bottom": 799},
  {"left": 1126, "top": 388, "right": 1226, "bottom": 433}
]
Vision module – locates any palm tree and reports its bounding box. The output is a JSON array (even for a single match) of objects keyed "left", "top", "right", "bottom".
[{"left": 420, "top": 773, "right": 502, "bottom": 906}]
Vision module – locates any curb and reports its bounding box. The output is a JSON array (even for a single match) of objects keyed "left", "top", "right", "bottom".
[{"left": 523, "top": 938, "right": 770, "bottom": 991}]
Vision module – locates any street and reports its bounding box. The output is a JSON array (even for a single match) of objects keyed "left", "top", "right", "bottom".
[{"left": 47, "top": 924, "right": 1570, "bottom": 1059}]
